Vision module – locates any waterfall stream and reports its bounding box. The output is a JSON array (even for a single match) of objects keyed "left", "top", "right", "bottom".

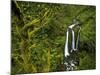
[
  {"left": 65, "top": 30, "right": 69, "bottom": 57},
  {"left": 64, "top": 28, "right": 76, "bottom": 57},
  {"left": 72, "top": 30, "right": 75, "bottom": 51},
  {"left": 64, "top": 20, "right": 81, "bottom": 71}
]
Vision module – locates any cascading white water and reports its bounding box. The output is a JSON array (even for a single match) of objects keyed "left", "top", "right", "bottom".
[
  {"left": 64, "top": 24, "right": 81, "bottom": 57},
  {"left": 72, "top": 30, "right": 75, "bottom": 51},
  {"left": 65, "top": 30, "right": 69, "bottom": 57},
  {"left": 64, "top": 19, "right": 81, "bottom": 71},
  {"left": 64, "top": 28, "right": 76, "bottom": 57}
]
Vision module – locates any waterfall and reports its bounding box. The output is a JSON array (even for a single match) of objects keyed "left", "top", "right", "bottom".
[
  {"left": 72, "top": 30, "right": 75, "bottom": 51},
  {"left": 65, "top": 30, "right": 69, "bottom": 57},
  {"left": 64, "top": 29, "right": 76, "bottom": 57},
  {"left": 64, "top": 19, "right": 81, "bottom": 71},
  {"left": 64, "top": 22, "right": 81, "bottom": 57}
]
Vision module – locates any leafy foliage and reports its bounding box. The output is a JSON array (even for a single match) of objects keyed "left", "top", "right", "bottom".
[{"left": 11, "top": 0, "right": 96, "bottom": 74}]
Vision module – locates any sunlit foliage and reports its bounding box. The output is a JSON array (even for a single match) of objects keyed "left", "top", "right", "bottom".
[{"left": 11, "top": 0, "right": 96, "bottom": 74}]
